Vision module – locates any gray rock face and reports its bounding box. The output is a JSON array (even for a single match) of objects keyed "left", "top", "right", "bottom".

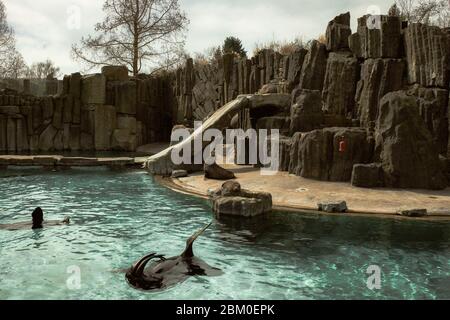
[
  {"left": 256, "top": 116, "right": 290, "bottom": 135},
  {"left": 408, "top": 85, "right": 449, "bottom": 155},
  {"left": 111, "top": 128, "right": 136, "bottom": 151},
  {"left": 204, "top": 163, "right": 236, "bottom": 180},
  {"left": 318, "top": 201, "right": 348, "bottom": 213},
  {"left": 349, "top": 15, "right": 401, "bottom": 59},
  {"left": 210, "top": 181, "right": 272, "bottom": 218},
  {"left": 322, "top": 52, "right": 359, "bottom": 116},
  {"left": 81, "top": 74, "right": 106, "bottom": 105},
  {"left": 376, "top": 91, "right": 447, "bottom": 190},
  {"left": 38, "top": 124, "right": 58, "bottom": 151},
  {"left": 351, "top": 163, "right": 384, "bottom": 188},
  {"left": 94, "top": 105, "right": 116, "bottom": 151},
  {"left": 298, "top": 41, "right": 328, "bottom": 91},
  {"left": 289, "top": 127, "right": 373, "bottom": 182},
  {"left": 404, "top": 23, "right": 450, "bottom": 88},
  {"left": 326, "top": 12, "right": 352, "bottom": 52},
  {"left": 101, "top": 66, "right": 129, "bottom": 81},
  {"left": 279, "top": 136, "right": 293, "bottom": 172},
  {"left": 356, "top": 58, "right": 405, "bottom": 127},
  {"left": 284, "top": 49, "right": 308, "bottom": 90},
  {"left": 113, "top": 81, "right": 137, "bottom": 115},
  {"left": 290, "top": 89, "right": 323, "bottom": 134}
]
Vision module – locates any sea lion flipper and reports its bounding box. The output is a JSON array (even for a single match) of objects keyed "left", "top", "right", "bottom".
[{"left": 182, "top": 223, "right": 212, "bottom": 258}]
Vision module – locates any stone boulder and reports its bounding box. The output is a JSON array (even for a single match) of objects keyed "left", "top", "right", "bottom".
[
  {"left": 298, "top": 40, "right": 328, "bottom": 91},
  {"left": 351, "top": 163, "right": 384, "bottom": 188},
  {"left": 289, "top": 127, "right": 374, "bottom": 182},
  {"left": 326, "top": 12, "right": 352, "bottom": 52},
  {"left": 322, "top": 52, "right": 359, "bottom": 116},
  {"left": 210, "top": 181, "right": 272, "bottom": 218},
  {"left": 290, "top": 89, "right": 324, "bottom": 134},
  {"left": 397, "top": 209, "right": 428, "bottom": 218},
  {"left": 375, "top": 91, "right": 447, "bottom": 190},
  {"left": 204, "top": 163, "right": 236, "bottom": 180},
  {"left": 318, "top": 201, "right": 348, "bottom": 213}
]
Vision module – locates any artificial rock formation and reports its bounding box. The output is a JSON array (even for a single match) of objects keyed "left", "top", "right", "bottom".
[
  {"left": 322, "top": 52, "right": 359, "bottom": 117},
  {"left": 289, "top": 127, "right": 373, "bottom": 182},
  {"left": 298, "top": 41, "right": 328, "bottom": 92},
  {"left": 355, "top": 58, "right": 405, "bottom": 127},
  {"left": 210, "top": 181, "right": 272, "bottom": 218},
  {"left": 351, "top": 163, "right": 384, "bottom": 188},
  {"left": 290, "top": 89, "right": 323, "bottom": 134},
  {"left": 0, "top": 68, "right": 173, "bottom": 153},
  {"left": 349, "top": 15, "right": 402, "bottom": 59},
  {"left": 375, "top": 91, "right": 447, "bottom": 190},
  {"left": 404, "top": 23, "right": 450, "bottom": 88},
  {"left": 326, "top": 12, "right": 352, "bottom": 52}
]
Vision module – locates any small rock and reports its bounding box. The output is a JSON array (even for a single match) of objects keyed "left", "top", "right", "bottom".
[
  {"left": 318, "top": 201, "right": 348, "bottom": 213},
  {"left": 171, "top": 170, "right": 188, "bottom": 178},
  {"left": 397, "top": 209, "right": 428, "bottom": 218},
  {"left": 211, "top": 181, "right": 272, "bottom": 217}
]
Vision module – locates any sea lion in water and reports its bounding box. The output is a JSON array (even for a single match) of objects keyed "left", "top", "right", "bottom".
[
  {"left": 0, "top": 207, "right": 70, "bottom": 231},
  {"left": 126, "top": 223, "right": 222, "bottom": 291}
]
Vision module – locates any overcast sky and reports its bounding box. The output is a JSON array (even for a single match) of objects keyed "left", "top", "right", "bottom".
[{"left": 4, "top": 0, "right": 395, "bottom": 75}]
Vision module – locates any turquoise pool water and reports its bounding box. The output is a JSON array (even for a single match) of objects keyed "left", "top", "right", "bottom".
[{"left": 0, "top": 168, "right": 449, "bottom": 300}]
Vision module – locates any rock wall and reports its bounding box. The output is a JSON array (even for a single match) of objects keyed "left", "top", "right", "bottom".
[
  {"left": 173, "top": 48, "right": 307, "bottom": 125},
  {"left": 0, "top": 66, "right": 173, "bottom": 153}
]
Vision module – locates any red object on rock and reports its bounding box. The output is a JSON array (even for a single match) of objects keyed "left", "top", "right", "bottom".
[{"left": 339, "top": 140, "right": 346, "bottom": 153}]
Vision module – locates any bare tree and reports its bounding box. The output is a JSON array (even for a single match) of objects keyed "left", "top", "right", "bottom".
[
  {"left": 0, "top": 1, "right": 14, "bottom": 54},
  {"left": 27, "top": 59, "right": 61, "bottom": 79},
  {"left": 0, "top": 0, "right": 28, "bottom": 78},
  {"left": 72, "top": 0, "right": 189, "bottom": 76},
  {"left": 395, "top": 0, "right": 450, "bottom": 27}
]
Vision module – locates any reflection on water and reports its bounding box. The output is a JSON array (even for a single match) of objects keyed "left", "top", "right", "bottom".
[{"left": 0, "top": 168, "right": 449, "bottom": 300}]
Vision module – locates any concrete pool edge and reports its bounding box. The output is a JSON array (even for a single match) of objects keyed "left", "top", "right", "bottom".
[
  {"left": 0, "top": 154, "right": 150, "bottom": 170},
  {"left": 154, "top": 172, "right": 450, "bottom": 222}
]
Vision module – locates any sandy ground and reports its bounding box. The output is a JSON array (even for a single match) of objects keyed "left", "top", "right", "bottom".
[{"left": 164, "top": 165, "right": 450, "bottom": 220}]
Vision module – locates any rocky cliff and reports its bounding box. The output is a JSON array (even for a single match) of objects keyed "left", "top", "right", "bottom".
[{"left": 0, "top": 66, "right": 173, "bottom": 153}]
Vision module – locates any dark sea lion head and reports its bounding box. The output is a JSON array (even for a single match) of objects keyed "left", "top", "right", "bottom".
[{"left": 32, "top": 207, "right": 44, "bottom": 229}]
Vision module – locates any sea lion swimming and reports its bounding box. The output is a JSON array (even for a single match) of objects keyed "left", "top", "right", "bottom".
[
  {"left": 0, "top": 207, "right": 70, "bottom": 231},
  {"left": 126, "top": 223, "right": 223, "bottom": 291}
]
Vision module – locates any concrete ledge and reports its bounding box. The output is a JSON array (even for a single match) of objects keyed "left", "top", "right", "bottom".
[{"left": 0, "top": 155, "right": 139, "bottom": 169}]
